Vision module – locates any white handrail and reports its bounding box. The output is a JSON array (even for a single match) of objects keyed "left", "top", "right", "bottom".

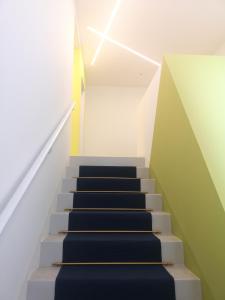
[{"left": 0, "top": 102, "right": 75, "bottom": 235}]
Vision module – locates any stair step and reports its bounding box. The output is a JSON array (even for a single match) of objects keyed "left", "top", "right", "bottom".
[
  {"left": 66, "top": 166, "right": 149, "bottom": 179},
  {"left": 40, "top": 234, "right": 184, "bottom": 267},
  {"left": 27, "top": 265, "right": 201, "bottom": 300},
  {"left": 57, "top": 192, "right": 162, "bottom": 211},
  {"left": 26, "top": 158, "right": 201, "bottom": 299},
  {"left": 61, "top": 178, "right": 155, "bottom": 193},
  {"left": 49, "top": 211, "right": 171, "bottom": 235},
  {"left": 69, "top": 156, "right": 145, "bottom": 167}
]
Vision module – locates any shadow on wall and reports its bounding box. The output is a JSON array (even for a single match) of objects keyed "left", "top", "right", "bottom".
[{"left": 150, "top": 55, "right": 225, "bottom": 300}]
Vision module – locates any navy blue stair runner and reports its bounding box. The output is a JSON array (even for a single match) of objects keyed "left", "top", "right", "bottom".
[
  {"left": 79, "top": 165, "right": 137, "bottom": 178},
  {"left": 73, "top": 191, "right": 146, "bottom": 208},
  {"left": 55, "top": 166, "right": 176, "bottom": 300},
  {"left": 77, "top": 177, "right": 141, "bottom": 191}
]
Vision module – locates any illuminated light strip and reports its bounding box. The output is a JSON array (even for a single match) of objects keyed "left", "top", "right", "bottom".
[
  {"left": 91, "top": 0, "right": 121, "bottom": 65},
  {"left": 88, "top": 26, "right": 161, "bottom": 67}
]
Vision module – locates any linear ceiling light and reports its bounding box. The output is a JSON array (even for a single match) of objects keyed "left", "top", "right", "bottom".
[
  {"left": 91, "top": 0, "right": 121, "bottom": 65},
  {"left": 88, "top": 26, "right": 161, "bottom": 67}
]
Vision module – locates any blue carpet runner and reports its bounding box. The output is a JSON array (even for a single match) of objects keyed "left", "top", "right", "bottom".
[
  {"left": 77, "top": 177, "right": 141, "bottom": 191},
  {"left": 55, "top": 165, "right": 176, "bottom": 300},
  {"left": 79, "top": 165, "right": 137, "bottom": 178},
  {"left": 73, "top": 191, "right": 146, "bottom": 208}
]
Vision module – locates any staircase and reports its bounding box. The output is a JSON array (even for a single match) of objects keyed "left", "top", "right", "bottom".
[{"left": 27, "top": 156, "right": 201, "bottom": 300}]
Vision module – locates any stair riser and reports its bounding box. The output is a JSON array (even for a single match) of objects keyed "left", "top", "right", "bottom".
[
  {"left": 49, "top": 212, "right": 171, "bottom": 235},
  {"left": 39, "top": 238, "right": 184, "bottom": 267},
  {"left": 57, "top": 193, "right": 163, "bottom": 211},
  {"left": 66, "top": 167, "right": 149, "bottom": 179},
  {"left": 69, "top": 156, "right": 145, "bottom": 167},
  {"left": 61, "top": 178, "right": 155, "bottom": 193}
]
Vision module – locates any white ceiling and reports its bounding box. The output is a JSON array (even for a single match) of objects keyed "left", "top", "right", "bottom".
[{"left": 76, "top": 0, "right": 225, "bottom": 86}]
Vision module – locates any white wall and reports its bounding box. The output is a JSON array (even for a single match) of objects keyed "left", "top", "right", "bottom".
[
  {"left": 0, "top": 1, "right": 76, "bottom": 299},
  {"left": 0, "top": 0, "right": 75, "bottom": 213},
  {"left": 0, "top": 120, "right": 71, "bottom": 300},
  {"left": 83, "top": 86, "right": 146, "bottom": 157},
  {"left": 215, "top": 42, "right": 225, "bottom": 55},
  {"left": 137, "top": 67, "right": 161, "bottom": 166}
]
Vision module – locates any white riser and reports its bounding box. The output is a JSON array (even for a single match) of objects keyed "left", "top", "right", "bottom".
[
  {"left": 66, "top": 166, "right": 149, "bottom": 179},
  {"left": 61, "top": 178, "right": 155, "bottom": 193},
  {"left": 27, "top": 266, "right": 201, "bottom": 300},
  {"left": 39, "top": 234, "right": 184, "bottom": 267},
  {"left": 57, "top": 193, "right": 163, "bottom": 212},
  {"left": 166, "top": 266, "right": 202, "bottom": 300},
  {"left": 49, "top": 212, "right": 171, "bottom": 235},
  {"left": 69, "top": 156, "right": 145, "bottom": 167}
]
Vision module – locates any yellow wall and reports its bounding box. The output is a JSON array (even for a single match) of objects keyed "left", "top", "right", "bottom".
[
  {"left": 151, "top": 55, "right": 225, "bottom": 300},
  {"left": 70, "top": 48, "right": 85, "bottom": 155}
]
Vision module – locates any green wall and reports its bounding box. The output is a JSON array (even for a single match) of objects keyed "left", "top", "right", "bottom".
[{"left": 150, "top": 55, "right": 225, "bottom": 300}]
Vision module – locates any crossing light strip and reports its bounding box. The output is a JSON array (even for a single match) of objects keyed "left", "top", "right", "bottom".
[
  {"left": 91, "top": 0, "right": 121, "bottom": 65},
  {"left": 88, "top": 26, "right": 161, "bottom": 67}
]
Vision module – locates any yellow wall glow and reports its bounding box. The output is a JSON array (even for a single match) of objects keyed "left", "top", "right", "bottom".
[{"left": 70, "top": 48, "right": 85, "bottom": 155}]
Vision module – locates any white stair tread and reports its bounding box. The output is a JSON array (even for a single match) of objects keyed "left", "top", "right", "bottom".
[
  {"left": 66, "top": 166, "right": 150, "bottom": 179},
  {"left": 69, "top": 156, "right": 145, "bottom": 167},
  {"left": 29, "top": 266, "right": 60, "bottom": 281},
  {"left": 166, "top": 265, "right": 200, "bottom": 280},
  {"left": 43, "top": 233, "right": 181, "bottom": 242},
  {"left": 30, "top": 265, "right": 199, "bottom": 282}
]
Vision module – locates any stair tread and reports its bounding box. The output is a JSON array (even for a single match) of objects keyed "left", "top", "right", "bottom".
[
  {"left": 43, "top": 234, "right": 182, "bottom": 243},
  {"left": 29, "top": 265, "right": 199, "bottom": 282}
]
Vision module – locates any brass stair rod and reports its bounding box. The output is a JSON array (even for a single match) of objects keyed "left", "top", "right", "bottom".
[
  {"left": 70, "top": 190, "right": 148, "bottom": 193},
  {"left": 72, "top": 177, "right": 141, "bottom": 179},
  {"left": 58, "top": 230, "right": 161, "bottom": 234},
  {"left": 64, "top": 208, "right": 153, "bottom": 212},
  {"left": 53, "top": 261, "right": 173, "bottom": 267}
]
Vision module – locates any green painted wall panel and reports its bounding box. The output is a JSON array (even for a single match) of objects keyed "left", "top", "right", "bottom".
[
  {"left": 166, "top": 55, "right": 225, "bottom": 211},
  {"left": 150, "top": 58, "right": 225, "bottom": 300}
]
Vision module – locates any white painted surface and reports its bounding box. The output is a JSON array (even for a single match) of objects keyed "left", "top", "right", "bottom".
[
  {"left": 215, "top": 41, "right": 225, "bottom": 55},
  {"left": 159, "top": 235, "right": 184, "bottom": 265},
  {"left": 137, "top": 67, "right": 161, "bottom": 166},
  {"left": 0, "top": 0, "right": 75, "bottom": 214},
  {"left": 79, "top": 92, "right": 86, "bottom": 154},
  {"left": 0, "top": 103, "right": 74, "bottom": 235},
  {"left": 151, "top": 212, "right": 171, "bottom": 235},
  {"left": 76, "top": 0, "right": 225, "bottom": 86},
  {"left": 49, "top": 212, "right": 70, "bottom": 235},
  {"left": 83, "top": 86, "right": 146, "bottom": 156},
  {"left": 0, "top": 1, "right": 76, "bottom": 299},
  {"left": 40, "top": 235, "right": 65, "bottom": 267},
  {"left": 166, "top": 266, "right": 202, "bottom": 300},
  {"left": 0, "top": 120, "right": 71, "bottom": 300},
  {"left": 70, "top": 156, "right": 145, "bottom": 167},
  {"left": 66, "top": 166, "right": 149, "bottom": 178},
  {"left": 27, "top": 267, "right": 60, "bottom": 300}
]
